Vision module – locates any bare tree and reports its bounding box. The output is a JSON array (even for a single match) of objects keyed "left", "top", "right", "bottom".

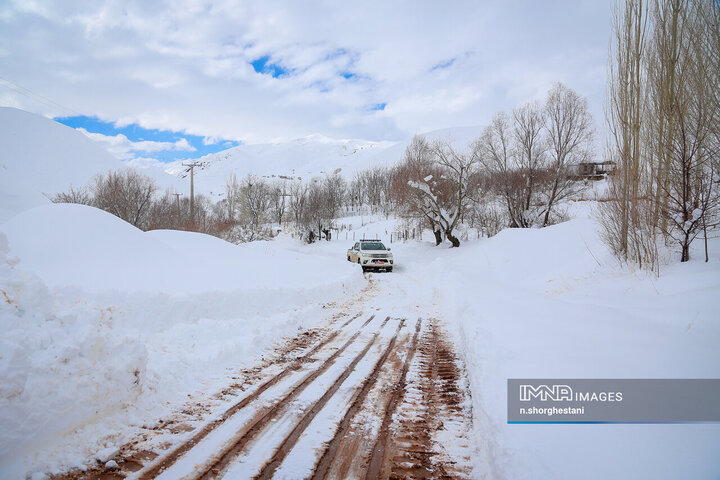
[
  {"left": 224, "top": 173, "right": 241, "bottom": 223},
  {"left": 146, "top": 190, "right": 176, "bottom": 230},
  {"left": 601, "top": 0, "right": 719, "bottom": 266},
  {"left": 391, "top": 135, "right": 444, "bottom": 245},
  {"left": 91, "top": 168, "right": 158, "bottom": 230},
  {"left": 512, "top": 101, "right": 549, "bottom": 227},
  {"left": 395, "top": 135, "right": 480, "bottom": 247},
  {"left": 653, "top": 0, "right": 719, "bottom": 261},
  {"left": 599, "top": 0, "right": 655, "bottom": 268},
  {"left": 323, "top": 172, "right": 347, "bottom": 221},
  {"left": 476, "top": 112, "right": 526, "bottom": 228},
  {"left": 288, "top": 179, "right": 308, "bottom": 227},
  {"left": 302, "top": 177, "right": 335, "bottom": 242},
  {"left": 542, "top": 83, "right": 595, "bottom": 226},
  {"left": 240, "top": 174, "right": 271, "bottom": 229},
  {"left": 269, "top": 180, "right": 289, "bottom": 226}
]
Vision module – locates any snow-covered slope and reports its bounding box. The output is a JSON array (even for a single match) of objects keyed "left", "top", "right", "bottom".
[
  {"left": 161, "top": 134, "right": 395, "bottom": 197},
  {"left": 161, "top": 126, "right": 484, "bottom": 198},
  {"left": 0, "top": 108, "right": 182, "bottom": 223},
  {"left": 1, "top": 203, "right": 349, "bottom": 295},
  {"left": 0, "top": 107, "right": 124, "bottom": 222}
]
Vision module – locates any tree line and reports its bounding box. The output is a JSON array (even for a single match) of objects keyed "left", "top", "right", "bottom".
[{"left": 600, "top": 0, "right": 719, "bottom": 268}]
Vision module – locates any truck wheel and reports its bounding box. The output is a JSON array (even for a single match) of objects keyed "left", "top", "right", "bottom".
[
  {"left": 357, "top": 259, "right": 361, "bottom": 264},
  {"left": 347, "top": 256, "right": 350, "bottom": 261},
  {"left": 387, "top": 267, "right": 393, "bottom": 272},
  {"left": 362, "top": 266, "right": 368, "bottom": 272}
]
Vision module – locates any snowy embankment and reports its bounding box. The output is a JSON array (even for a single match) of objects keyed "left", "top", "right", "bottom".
[
  {"left": 0, "top": 204, "right": 361, "bottom": 479},
  {"left": 402, "top": 207, "right": 720, "bottom": 479}
]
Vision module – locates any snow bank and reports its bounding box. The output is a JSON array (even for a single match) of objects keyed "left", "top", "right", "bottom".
[
  {"left": 2, "top": 203, "right": 347, "bottom": 295},
  {"left": 0, "top": 107, "right": 123, "bottom": 223},
  {"left": 417, "top": 209, "right": 720, "bottom": 479},
  {"left": 0, "top": 204, "right": 360, "bottom": 478}
]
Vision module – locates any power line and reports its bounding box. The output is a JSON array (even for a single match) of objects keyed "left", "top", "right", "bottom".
[{"left": 0, "top": 76, "right": 79, "bottom": 117}]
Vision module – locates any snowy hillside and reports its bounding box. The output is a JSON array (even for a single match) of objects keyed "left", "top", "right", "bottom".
[
  {"left": 0, "top": 108, "right": 182, "bottom": 223},
  {"left": 159, "top": 135, "right": 393, "bottom": 197},
  {"left": 160, "top": 126, "right": 484, "bottom": 198},
  {"left": 0, "top": 107, "right": 124, "bottom": 222}
]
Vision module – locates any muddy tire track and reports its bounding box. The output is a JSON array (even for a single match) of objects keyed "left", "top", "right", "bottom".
[
  {"left": 380, "top": 320, "right": 472, "bottom": 480},
  {"left": 137, "top": 315, "right": 376, "bottom": 480},
  {"left": 254, "top": 319, "right": 405, "bottom": 480},
  {"left": 191, "top": 316, "right": 390, "bottom": 479}
]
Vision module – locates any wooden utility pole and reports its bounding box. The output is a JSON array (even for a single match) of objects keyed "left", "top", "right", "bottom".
[
  {"left": 172, "top": 192, "right": 182, "bottom": 226},
  {"left": 182, "top": 161, "right": 201, "bottom": 224}
]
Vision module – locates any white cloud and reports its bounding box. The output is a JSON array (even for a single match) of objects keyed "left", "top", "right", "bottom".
[
  {"left": 75, "top": 128, "right": 195, "bottom": 160},
  {"left": 0, "top": 0, "right": 610, "bottom": 144}
]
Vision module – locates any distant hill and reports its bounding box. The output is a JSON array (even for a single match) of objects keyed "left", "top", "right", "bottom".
[{"left": 161, "top": 126, "right": 484, "bottom": 198}]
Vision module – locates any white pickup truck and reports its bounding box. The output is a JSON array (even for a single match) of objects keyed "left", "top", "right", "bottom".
[{"left": 347, "top": 239, "right": 394, "bottom": 272}]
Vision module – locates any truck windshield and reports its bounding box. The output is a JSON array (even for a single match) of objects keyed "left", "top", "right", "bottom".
[{"left": 362, "top": 242, "right": 386, "bottom": 250}]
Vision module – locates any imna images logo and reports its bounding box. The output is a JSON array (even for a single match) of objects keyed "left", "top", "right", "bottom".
[{"left": 519, "top": 384, "right": 573, "bottom": 402}]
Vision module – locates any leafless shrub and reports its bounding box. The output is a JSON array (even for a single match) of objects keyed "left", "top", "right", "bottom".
[
  {"left": 50, "top": 185, "right": 92, "bottom": 205},
  {"left": 91, "top": 168, "right": 158, "bottom": 230}
]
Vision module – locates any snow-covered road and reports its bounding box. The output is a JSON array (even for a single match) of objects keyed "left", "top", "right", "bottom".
[{"left": 54, "top": 273, "right": 476, "bottom": 480}]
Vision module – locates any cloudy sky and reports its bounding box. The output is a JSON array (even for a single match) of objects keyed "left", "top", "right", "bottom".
[{"left": 0, "top": 0, "right": 611, "bottom": 162}]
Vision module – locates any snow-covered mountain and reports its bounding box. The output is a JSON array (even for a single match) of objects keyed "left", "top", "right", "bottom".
[
  {"left": 0, "top": 107, "right": 485, "bottom": 211},
  {"left": 161, "top": 134, "right": 395, "bottom": 197},
  {"left": 161, "top": 126, "right": 485, "bottom": 198}
]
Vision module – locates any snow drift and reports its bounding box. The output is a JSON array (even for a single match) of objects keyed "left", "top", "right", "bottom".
[
  {"left": 0, "top": 107, "right": 123, "bottom": 223},
  {"left": 0, "top": 204, "right": 360, "bottom": 479}
]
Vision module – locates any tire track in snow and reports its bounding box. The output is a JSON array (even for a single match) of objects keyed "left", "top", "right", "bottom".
[
  {"left": 134, "top": 313, "right": 376, "bottom": 480},
  {"left": 53, "top": 310, "right": 475, "bottom": 480},
  {"left": 253, "top": 318, "right": 405, "bottom": 480},
  {"left": 380, "top": 319, "right": 473, "bottom": 480},
  {"left": 309, "top": 318, "right": 422, "bottom": 480},
  {"left": 190, "top": 316, "right": 391, "bottom": 479},
  {"left": 363, "top": 318, "right": 422, "bottom": 480}
]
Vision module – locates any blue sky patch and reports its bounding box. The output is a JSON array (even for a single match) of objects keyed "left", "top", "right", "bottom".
[
  {"left": 370, "top": 103, "right": 387, "bottom": 111},
  {"left": 432, "top": 58, "right": 456, "bottom": 70},
  {"left": 251, "top": 55, "right": 289, "bottom": 78},
  {"left": 55, "top": 115, "right": 240, "bottom": 163}
]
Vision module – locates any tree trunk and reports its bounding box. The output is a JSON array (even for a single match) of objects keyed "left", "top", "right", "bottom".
[
  {"left": 433, "top": 229, "right": 442, "bottom": 246},
  {"left": 446, "top": 231, "right": 460, "bottom": 248},
  {"left": 681, "top": 232, "right": 690, "bottom": 262}
]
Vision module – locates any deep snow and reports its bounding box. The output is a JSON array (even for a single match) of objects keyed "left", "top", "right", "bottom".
[{"left": 0, "top": 203, "right": 362, "bottom": 479}]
